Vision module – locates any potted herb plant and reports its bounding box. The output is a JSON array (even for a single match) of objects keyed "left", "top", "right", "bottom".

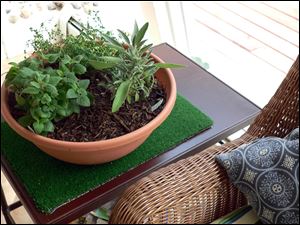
[{"left": 1, "top": 20, "right": 181, "bottom": 165}]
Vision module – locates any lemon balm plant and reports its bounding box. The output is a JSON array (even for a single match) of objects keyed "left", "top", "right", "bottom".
[
  {"left": 5, "top": 52, "right": 92, "bottom": 134},
  {"left": 1, "top": 19, "right": 180, "bottom": 164}
]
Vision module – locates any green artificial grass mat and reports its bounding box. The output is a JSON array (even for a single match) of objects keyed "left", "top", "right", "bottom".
[{"left": 1, "top": 95, "right": 213, "bottom": 214}]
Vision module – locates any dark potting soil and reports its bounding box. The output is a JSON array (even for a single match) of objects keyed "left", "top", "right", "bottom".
[{"left": 8, "top": 70, "right": 166, "bottom": 142}]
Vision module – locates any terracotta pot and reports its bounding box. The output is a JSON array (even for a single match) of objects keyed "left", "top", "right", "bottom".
[{"left": 1, "top": 53, "right": 177, "bottom": 165}]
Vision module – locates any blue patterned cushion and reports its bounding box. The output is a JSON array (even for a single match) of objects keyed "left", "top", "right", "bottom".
[{"left": 216, "top": 128, "right": 299, "bottom": 224}]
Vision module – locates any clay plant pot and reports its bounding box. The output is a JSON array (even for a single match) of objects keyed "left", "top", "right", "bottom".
[{"left": 1, "top": 53, "right": 177, "bottom": 165}]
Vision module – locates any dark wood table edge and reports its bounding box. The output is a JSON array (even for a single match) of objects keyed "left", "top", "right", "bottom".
[
  {"left": 1, "top": 43, "right": 261, "bottom": 224},
  {"left": 155, "top": 43, "right": 262, "bottom": 110}
]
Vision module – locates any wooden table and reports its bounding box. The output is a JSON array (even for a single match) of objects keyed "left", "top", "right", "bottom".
[{"left": 1, "top": 43, "right": 261, "bottom": 224}]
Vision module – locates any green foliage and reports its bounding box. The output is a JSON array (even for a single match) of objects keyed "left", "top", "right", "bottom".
[
  {"left": 90, "top": 22, "right": 183, "bottom": 113},
  {"left": 6, "top": 16, "right": 184, "bottom": 135},
  {"left": 93, "top": 208, "right": 110, "bottom": 221},
  {"left": 191, "top": 56, "right": 210, "bottom": 70},
  {"left": 28, "top": 23, "right": 62, "bottom": 55},
  {"left": 112, "top": 80, "right": 131, "bottom": 113},
  {"left": 27, "top": 17, "right": 117, "bottom": 66},
  {"left": 5, "top": 53, "right": 91, "bottom": 134}
]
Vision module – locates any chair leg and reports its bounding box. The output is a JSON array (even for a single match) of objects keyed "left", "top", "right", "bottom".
[{"left": 1, "top": 185, "right": 16, "bottom": 224}]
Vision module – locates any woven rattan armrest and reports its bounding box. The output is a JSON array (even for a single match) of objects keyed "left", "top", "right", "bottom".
[{"left": 109, "top": 134, "right": 254, "bottom": 224}]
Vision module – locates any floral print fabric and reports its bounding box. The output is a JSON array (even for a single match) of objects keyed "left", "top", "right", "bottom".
[{"left": 216, "top": 128, "right": 299, "bottom": 224}]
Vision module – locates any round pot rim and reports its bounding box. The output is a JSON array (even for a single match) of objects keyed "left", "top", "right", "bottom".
[{"left": 1, "top": 53, "right": 177, "bottom": 150}]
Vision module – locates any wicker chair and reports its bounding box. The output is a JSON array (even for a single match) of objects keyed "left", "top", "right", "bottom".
[{"left": 109, "top": 56, "right": 299, "bottom": 224}]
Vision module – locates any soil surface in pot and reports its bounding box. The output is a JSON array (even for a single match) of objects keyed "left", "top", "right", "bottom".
[{"left": 8, "top": 70, "right": 166, "bottom": 142}]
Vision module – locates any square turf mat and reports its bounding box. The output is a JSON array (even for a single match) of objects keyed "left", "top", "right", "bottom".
[{"left": 1, "top": 95, "right": 213, "bottom": 213}]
